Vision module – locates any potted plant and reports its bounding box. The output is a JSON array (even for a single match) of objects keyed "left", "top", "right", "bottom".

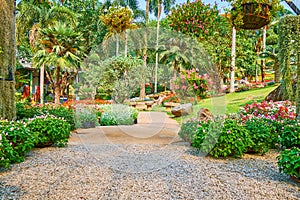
[
  {"left": 277, "top": 147, "right": 300, "bottom": 183},
  {"left": 75, "top": 106, "right": 99, "bottom": 129},
  {"left": 225, "top": 0, "right": 282, "bottom": 29}
]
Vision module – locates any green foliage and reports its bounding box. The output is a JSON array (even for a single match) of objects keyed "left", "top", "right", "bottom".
[
  {"left": 189, "top": 118, "right": 253, "bottom": 158},
  {"left": 75, "top": 106, "right": 99, "bottom": 129},
  {"left": 16, "top": 102, "right": 76, "bottom": 130},
  {"left": 208, "top": 119, "right": 253, "bottom": 158},
  {"left": 278, "top": 119, "right": 300, "bottom": 149},
  {"left": 191, "top": 120, "right": 211, "bottom": 147},
  {"left": 27, "top": 115, "right": 71, "bottom": 147},
  {"left": 81, "top": 55, "right": 145, "bottom": 102},
  {"left": 278, "top": 147, "right": 300, "bottom": 179},
  {"left": 100, "top": 104, "right": 138, "bottom": 126},
  {"left": 166, "top": 0, "right": 220, "bottom": 39},
  {"left": 0, "top": 120, "right": 36, "bottom": 166},
  {"left": 244, "top": 118, "right": 277, "bottom": 154},
  {"left": 178, "top": 120, "right": 202, "bottom": 144},
  {"left": 100, "top": 6, "right": 136, "bottom": 35}
]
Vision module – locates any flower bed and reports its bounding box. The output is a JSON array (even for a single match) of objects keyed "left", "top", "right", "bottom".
[
  {"left": 179, "top": 100, "right": 299, "bottom": 181},
  {"left": 0, "top": 116, "right": 70, "bottom": 168}
]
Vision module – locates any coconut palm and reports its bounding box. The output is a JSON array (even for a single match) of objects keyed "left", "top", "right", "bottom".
[{"left": 33, "top": 23, "right": 85, "bottom": 104}]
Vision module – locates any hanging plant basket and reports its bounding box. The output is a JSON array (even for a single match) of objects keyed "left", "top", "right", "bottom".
[{"left": 233, "top": 3, "right": 272, "bottom": 30}]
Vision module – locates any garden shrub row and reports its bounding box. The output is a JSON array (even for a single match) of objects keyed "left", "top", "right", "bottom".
[
  {"left": 0, "top": 116, "right": 70, "bottom": 168},
  {"left": 16, "top": 102, "right": 75, "bottom": 130},
  {"left": 179, "top": 101, "right": 300, "bottom": 179}
]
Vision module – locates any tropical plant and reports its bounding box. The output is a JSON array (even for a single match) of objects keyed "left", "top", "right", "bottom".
[{"left": 33, "top": 23, "right": 85, "bottom": 104}]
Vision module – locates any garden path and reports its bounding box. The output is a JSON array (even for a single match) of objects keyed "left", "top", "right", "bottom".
[{"left": 68, "top": 112, "right": 181, "bottom": 145}]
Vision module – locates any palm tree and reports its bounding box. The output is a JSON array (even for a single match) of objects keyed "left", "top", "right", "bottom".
[
  {"left": 150, "top": 0, "right": 175, "bottom": 93},
  {"left": 0, "top": 0, "right": 16, "bottom": 120},
  {"left": 33, "top": 23, "right": 85, "bottom": 104},
  {"left": 17, "top": 1, "right": 77, "bottom": 103}
]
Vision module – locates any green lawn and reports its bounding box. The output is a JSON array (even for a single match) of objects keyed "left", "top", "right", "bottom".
[{"left": 152, "top": 85, "right": 277, "bottom": 122}]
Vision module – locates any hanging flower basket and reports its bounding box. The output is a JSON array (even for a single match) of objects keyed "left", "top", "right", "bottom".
[{"left": 233, "top": 3, "right": 272, "bottom": 29}]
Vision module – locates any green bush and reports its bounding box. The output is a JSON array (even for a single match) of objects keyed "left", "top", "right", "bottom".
[
  {"left": 244, "top": 118, "right": 277, "bottom": 155},
  {"left": 0, "top": 120, "right": 36, "bottom": 165},
  {"left": 278, "top": 119, "right": 300, "bottom": 149},
  {"left": 16, "top": 103, "right": 76, "bottom": 130},
  {"left": 75, "top": 106, "right": 99, "bottom": 129},
  {"left": 16, "top": 102, "right": 39, "bottom": 119},
  {"left": 27, "top": 115, "right": 71, "bottom": 147},
  {"left": 179, "top": 120, "right": 202, "bottom": 144},
  {"left": 45, "top": 105, "right": 75, "bottom": 130},
  {"left": 191, "top": 118, "right": 253, "bottom": 158},
  {"left": 278, "top": 147, "right": 300, "bottom": 179},
  {"left": 209, "top": 119, "right": 253, "bottom": 158},
  {"left": 100, "top": 104, "right": 138, "bottom": 126}
]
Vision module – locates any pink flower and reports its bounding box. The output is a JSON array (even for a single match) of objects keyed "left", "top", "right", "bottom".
[{"left": 193, "top": 83, "right": 198, "bottom": 90}]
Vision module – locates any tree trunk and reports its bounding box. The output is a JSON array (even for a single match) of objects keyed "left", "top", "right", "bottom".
[
  {"left": 274, "top": 59, "right": 280, "bottom": 83},
  {"left": 116, "top": 34, "right": 119, "bottom": 56},
  {"left": 40, "top": 64, "right": 44, "bottom": 104},
  {"left": 297, "top": 32, "right": 300, "bottom": 119},
  {"left": 0, "top": 0, "right": 16, "bottom": 120},
  {"left": 261, "top": 26, "right": 267, "bottom": 84},
  {"left": 230, "top": 26, "right": 236, "bottom": 93},
  {"left": 54, "top": 66, "right": 61, "bottom": 104},
  {"left": 154, "top": 2, "right": 162, "bottom": 94},
  {"left": 140, "top": 0, "right": 150, "bottom": 99},
  {"left": 124, "top": 31, "right": 128, "bottom": 57}
]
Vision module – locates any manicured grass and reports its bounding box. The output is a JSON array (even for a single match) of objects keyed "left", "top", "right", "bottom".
[{"left": 152, "top": 85, "right": 278, "bottom": 122}]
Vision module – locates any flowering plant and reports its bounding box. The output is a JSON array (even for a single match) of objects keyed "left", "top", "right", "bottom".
[
  {"left": 239, "top": 100, "right": 296, "bottom": 122},
  {"left": 278, "top": 147, "right": 300, "bottom": 179},
  {"left": 177, "top": 68, "right": 211, "bottom": 99}
]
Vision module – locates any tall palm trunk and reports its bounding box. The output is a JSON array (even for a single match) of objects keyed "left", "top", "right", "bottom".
[
  {"left": 140, "top": 0, "right": 150, "bottom": 99},
  {"left": 230, "top": 26, "right": 236, "bottom": 93},
  {"left": 261, "top": 26, "right": 267, "bottom": 83},
  {"left": 297, "top": 31, "right": 300, "bottom": 119},
  {"left": 0, "top": 0, "right": 16, "bottom": 120},
  {"left": 154, "top": 1, "right": 162, "bottom": 93},
  {"left": 54, "top": 66, "right": 61, "bottom": 104}
]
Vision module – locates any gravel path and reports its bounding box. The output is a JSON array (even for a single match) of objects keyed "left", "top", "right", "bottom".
[
  {"left": 1, "top": 112, "right": 299, "bottom": 199},
  {"left": 0, "top": 142, "right": 299, "bottom": 200}
]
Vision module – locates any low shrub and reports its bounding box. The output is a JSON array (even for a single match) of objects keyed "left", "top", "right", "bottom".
[
  {"left": 0, "top": 120, "right": 36, "bottom": 165},
  {"left": 278, "top": 119, "right": 300, "bottom": 149},
  {"left": 74, "top": 106, "right": 99, "bottom": 129},
  {"left": 179, "top": 120, "right": 203, "bottom": 144},
  {"left": 189, "top": 118, "right": 253, "bottom": 158},
  {"left": 16, "top": 103, "right": 76, "bottom": 130},
  {"left": 27, "top": 115, "right": 71, "bottom": 147},
  {"left": 244, "top": 118, "right": 277, "bottom": 155},
  {"left": 100, "top": 104, "right": 138, "bottom": 126},
  {"left": 208, "top": 119, "right": 253, "bottom": 158},
  {"left": 278, "top": 147, "right": 300, "bottom": 179}
]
